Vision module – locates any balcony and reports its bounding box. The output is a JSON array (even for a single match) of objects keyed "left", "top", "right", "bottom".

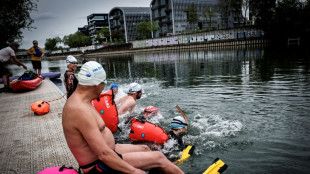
[
  {"left": 151, "top": 4, "right": 166, "bottom": 10},
  {"left": 154, "top": 15, "right": 166, "bottom": 20}
]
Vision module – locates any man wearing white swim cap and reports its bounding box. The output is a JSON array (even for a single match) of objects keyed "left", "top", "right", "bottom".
[
  {"left": 63, "top": 55, "right": 78, "bottom": 99},
  {"left": 116, "top": 82, "right": 142, "bottom": 115},
  {"left": 63, "top": 61, "right": 184, "bottom": 174}
]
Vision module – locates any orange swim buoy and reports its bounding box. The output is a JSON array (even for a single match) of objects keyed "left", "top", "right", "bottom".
[
  {"left": 31, "top": 100, "right": 50, "bottom": 115},
  {"left": 129, "top": 118, "right": 169, "bottom": 144},
  {"left": 91, "top": 90, "right": 119, "bottom": 133}
]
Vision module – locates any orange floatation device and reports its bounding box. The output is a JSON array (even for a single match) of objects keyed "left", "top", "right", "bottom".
[
  {"left": 129, "top": 118, "right": 169, "bottom": 144},
  {"left": 91, "top": 90, "right": 119, "bottom": 133},
  {"left": 31, "top": 100, "right": 50, "bottom": 115}
]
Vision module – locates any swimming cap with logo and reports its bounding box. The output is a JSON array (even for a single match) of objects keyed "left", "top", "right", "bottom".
[
  {"left": 128, "top": 83, "right": 142, "bottom": 94},
  {"left": 78, "top": 61, "right": 107, "bottom": 86}
]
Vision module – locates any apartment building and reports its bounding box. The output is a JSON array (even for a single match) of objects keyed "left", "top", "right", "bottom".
[
  {"left": 87, "top": 13, "right": 109, "bottom": 44},
  {"left": 109, "top": 7, "right": 151, "bottom": 43}
]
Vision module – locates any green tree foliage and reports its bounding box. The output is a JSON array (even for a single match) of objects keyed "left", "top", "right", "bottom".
[
  {"left": 251, "top": 0, "right": 310, "bottom": 47},
  {"left": 218, "top": 0, "right": 242, "bottom": 27},
  {"left": 186, "top": 3, "right": 199, "bottom": 31},
  {"left": 250, "top": 0, "right": 276, "bottom": 36},
  {"left": 44, "top": 37, "right": 61, "bottom": 51},
  {"left": 202, "top": 6, "right": 215, "bottom": 29},
  {"left": 137, "top": 21, "right": 149, "bottom": 39},
  {"left": 63, "top": 32, "right": 91, "bottom": 48},
  {"left": 137, "top": 20, "right": 159, "bottom": 39},
  {"left": 96, "top": 27, "right": 110, "bottom": 44},
  {"left": 0, "top": 0, "right": 37, "bottom": 48},
  {"left": 147, "top": 20, "right": 159, "bottom": 38},
  {"left": 111, "top": 30, "right": 125, "bottom": 43}
]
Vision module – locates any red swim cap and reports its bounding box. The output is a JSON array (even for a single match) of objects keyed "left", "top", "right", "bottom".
[{"left": 144, "top": 106, "right": 158, "bottom": 116}]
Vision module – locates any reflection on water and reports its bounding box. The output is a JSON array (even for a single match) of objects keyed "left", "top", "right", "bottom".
[{"left": 13, "top": 48, "right": 310, "bottom": 174}]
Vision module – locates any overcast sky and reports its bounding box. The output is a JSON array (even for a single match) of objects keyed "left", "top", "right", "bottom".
[{"left": 21, "top": 0, "right": 152, "bottom": 49}]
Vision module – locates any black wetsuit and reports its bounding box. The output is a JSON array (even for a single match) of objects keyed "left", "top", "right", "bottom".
[
  {"left": 79, "top": 152, "right": 123, "bottom": 174},
  {"left": 168, "top": 131, "right": 184, "bottom": 147}
]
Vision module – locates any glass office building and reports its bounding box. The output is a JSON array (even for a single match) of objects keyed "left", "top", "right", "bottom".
[
  {"left": 109, "top": 7, "right": 151, "bottom": 42},
  {"left": 150, "top": 0, "right": 241, "bottom": 37}
]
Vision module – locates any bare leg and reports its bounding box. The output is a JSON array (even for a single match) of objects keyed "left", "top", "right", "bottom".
[
  {"left": 123, "top": 151, "right": 184, "bottom": 174},
  {"left": 115, "top": 144, "right": 150, "bottom": 154},
  {"left": 2, "top": 75, "right": 9, "bottom": 87},
  {"left": 38, "top": 69, "right": 41, "bottom": 75}
]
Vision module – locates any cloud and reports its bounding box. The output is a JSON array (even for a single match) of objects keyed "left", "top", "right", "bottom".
[{"left": 33, "top": 12, "right": 57, "bottom": 20}]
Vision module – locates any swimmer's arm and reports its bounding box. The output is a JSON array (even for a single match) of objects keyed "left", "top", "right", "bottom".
[{"left": 78, "top": 112, "right": 143, "bottom": 173}]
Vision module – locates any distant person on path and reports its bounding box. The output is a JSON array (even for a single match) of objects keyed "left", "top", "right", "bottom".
[
  {"left": 116, "top": 82, "right": 142, "bottom": 117},
  {"left": 62, "top": 61, "right": 184, "bottom": 174},
  {"left": 27, "top": 40, "right": 44, "bottom": 75},
  {"left": 0, "top": 42, "right": 27, "bottom": 92},
  {"left": 63, "top": 55, "right": 78, "bottom": 99}
]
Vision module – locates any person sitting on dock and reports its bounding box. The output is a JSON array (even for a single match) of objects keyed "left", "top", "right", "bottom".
[
  {"left": 62, "top": 61, "right": 184, "bottom": 174},
  {"left": 0, "top": 42, "right": 27, "bottom": 92},
  {"left": 63, "top": 55, "right": 78, "bottom": 99},
  {"left": 115, "top": 82, "right": 142, "bottom": 117}
]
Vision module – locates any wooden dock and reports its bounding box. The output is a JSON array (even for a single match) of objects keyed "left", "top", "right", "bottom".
[{"left": 0, "top": 80, "right": 78, "bottom": 173}]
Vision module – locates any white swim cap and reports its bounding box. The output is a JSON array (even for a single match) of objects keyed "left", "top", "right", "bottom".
[
  {"left": 171, "top": 116, "right": 188, "bottom": 129},
  {"left": 66, "top": 55, "right": 77, "bottom": 65},
  {"left": 128, "top": 83, "right": 142, "bottom": 94},
  {"left": 78, "top": 61, "right": 107, "bottom": 86}
]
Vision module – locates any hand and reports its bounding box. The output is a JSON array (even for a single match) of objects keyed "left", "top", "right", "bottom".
[{"left": 23, "top": 65, "right": 27, "bottom": 70}]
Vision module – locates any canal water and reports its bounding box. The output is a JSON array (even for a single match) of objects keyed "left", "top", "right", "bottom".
[{"left": 11, "top": 47, "right": 310, "bottom": 174}]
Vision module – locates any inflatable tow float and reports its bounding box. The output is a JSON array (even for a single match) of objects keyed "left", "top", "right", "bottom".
[
  {"left": 129, "top": 118, "right": 169, "bottom": 144},
  {"left": 91, "top": 90, "right": 119, "bottom": 133}
]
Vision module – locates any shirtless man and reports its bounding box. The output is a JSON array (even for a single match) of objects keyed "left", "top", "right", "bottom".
[
  {"left": 62, "top": 61, "right": 184, "bottom": 174},
  {"left": 116, "top": 82, "right": 142, "bottom": 115}
]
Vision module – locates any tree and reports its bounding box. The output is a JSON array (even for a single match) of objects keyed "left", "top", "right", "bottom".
[
  {"left": 250, "top": 0, "right": 276, "bottom": 37},
  {"left": 202, "top": 6, "right": 215, "bottom": 29},
  {"left": 95, "top": 27, "right": 110, "bottom": 44},
  {"left": 186, "top": 3, "right": 199, "bottom": 31},
  {"left": 137, "top": 21, "right": 149, "bottom": 39},
  {"left": 45, "top": 37, "right": 61, "bottom": 51},
  {"left": 63, "top": 31, "right": 91, "bottom": 48},
  {"left": 218, "top": 0, "right": 243, "bottom": 28},
  {"left": 0, "top": 0, "right": 37, "bottom": 48},
  {"left": 147, "top": 20, "right": 159, "bottom": 38},
  {"left": 111, "top": 30, "right": 125, "bottom": 43},
  {"left": 137, "top": 20, "right": 159, "bottom": 39}
]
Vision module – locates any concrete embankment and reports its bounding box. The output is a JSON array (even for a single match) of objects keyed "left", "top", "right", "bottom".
[{"left": 46, "top": 37, "right": 268, "bottom": 59}]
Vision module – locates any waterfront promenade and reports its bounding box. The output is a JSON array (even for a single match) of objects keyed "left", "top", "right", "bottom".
[{"left": 0, "top": 80, "right": 78, "bottom": 173}]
